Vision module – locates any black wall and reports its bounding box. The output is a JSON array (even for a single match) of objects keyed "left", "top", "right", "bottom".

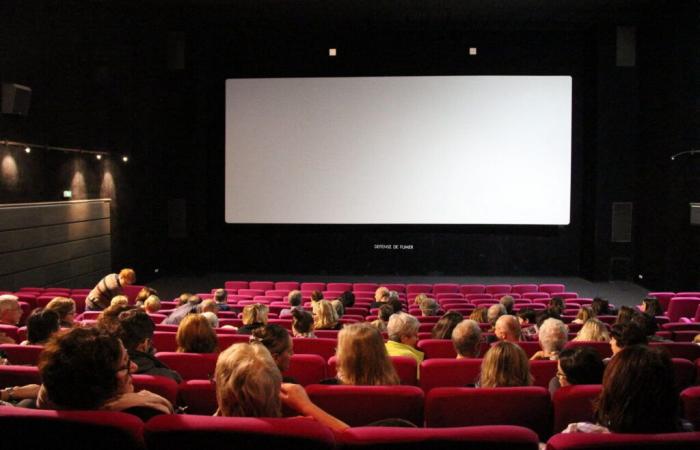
[{"left": 0, "top": 1, "right": 697, "bottom": 288}]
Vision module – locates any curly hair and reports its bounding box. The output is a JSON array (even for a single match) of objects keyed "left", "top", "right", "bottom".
[{"left": 39, "top": 327, "right": 123, "bottom": 409}]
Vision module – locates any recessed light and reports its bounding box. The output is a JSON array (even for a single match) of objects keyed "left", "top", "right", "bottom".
[
  {"left": 24, "top": 147, "right": 31, "bottom": 154},
  {"left": 469, "top": 47, "right": 478, "bottom": 56},
  {"left": 96, "top": 154, "right": 102, "bottom": 160},
  {"left": 329, "top": 48, "right": 337, "bottom": 57}
]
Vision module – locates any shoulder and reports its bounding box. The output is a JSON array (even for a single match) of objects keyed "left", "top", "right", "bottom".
[{"left": 563, "top": 422, "right": 610, "bottom": 434}]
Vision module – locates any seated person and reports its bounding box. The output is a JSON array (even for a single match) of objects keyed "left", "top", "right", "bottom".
[
  {"left": 331, "top": 299, "right": 345, "bottom": 319},
  {"left": 37, "top": 327, "right": 173, "bottom": 420},
  {"left": 640, "top": 297, "right": 663, "bottom": 317},
  {"left": 85, "top": 268, "right": 136, "bottom": 311},
  {"left": 118, "top": 309, "right": 182, "bottom": 383},
  {"left": 313, "top": 300, "right": 340, "bottom": 331},
  {"left": 134, "top": 287, "right": 157, "bottom": 307},
  {"left": 0, "top": 295, "right": 22, "bottom": 343},
  {"left": 419, "top": 298, "right": 440, "bottom": 317},
  {"left": 494, "top": 315, "right": 521, "bottom": 343},
  {"left": 339, "top": 291, "right": 355, "bottom": 308},
  {"left": 213, "top": 288, "right": 231, "bottom": 311},
  {"left": 499, "top": 295, "right": 515, "bottom": 315},
  {"left": 573, "top": 318, "right": 610, "bottom": 342},
  {"left": 97, "top": 304, "right": 134, "bottom": 334},
  {"left": 280, "top": 290, "right": 303, "bottom": 317},
  {"left": 143, "top": 295, "right": 161, "bottom": 314},
  {"left": 591, "top": 297, "right": 614, "bottom": 316},
  {"left": 45, "top": 297, "right": 77, "bottom": 328},
  {"left": 22, "top": 308, "right": 60, "bottom": 345},
  {"left": 291, "top": 309, "right": 315, "bottom": 338},
  {"left": 385, "top": 312, "right": 424, "bottom": 367},
  {"left": 479, "top": 341, "right": 533, "bottom": 387},
  {"left": 431, "top": 311, "right": 463, "bottom": 340},
  {"left": 452, "top": 319, "right": 482, "bottom": 358},
  {"left": 237, "top": 303, "right": 269, "bottom": 335},
  {"left": 176, "top": 314, "right": 218, "bottom": 353},
  {"left": 369, "top": 287, "right": 390, "bottom": 309},
  {"left": 201, "top": 311, "right": 219, "bottom": 329},
  {"left": 323, "top": 323, "right": 400, "bottom": 385},
  {"left": 469, "top": 307, "right": 488, "bottom": 323},
  {"left": 572, "top": 306, "right": 594, "bottom": 325},
  {"left": 163, "top": 295, "right": 202, "bottom": 326},
  {"left": 531, "top": 318, "right": 568, "bottom": 360},
  {"left": 609, "top": 320, "right": 648, "bottom": 356},
  {"left": 517, "top": 308, "right": 538, "bottom": 340},
  {"left": 486, "top": 304, "right": 506, "bottom": 331},
  {"left": 251, "top": 324, "right": 295, "bottom": 380},
  {"left": 214, "top": 342, "right": 349, "bottom": 432},
  {"left": 549, "top": 346, "right": 604, "bottom": 395},
  {"left": 370, "top": 304, "right": 394, "bottom": 332}
]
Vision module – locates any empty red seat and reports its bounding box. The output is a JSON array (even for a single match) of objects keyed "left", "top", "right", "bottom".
[
  {"left": 292, "top": 338, "right": 337, "bottom": 360},
  {"left": 539, "top": 284, "right": 565, "bottom": 294},
  {"left": 237, "top": 289, "right": 265, "bottom": 297},
  {"left": 551, "top": 384, "right": 602, "bottom": 433},
  {"left": 178, "top": 380, "right": 217, "bottom": 415},
  {"left": 301, "top": 282, "right": 326, "bottom": 292},
  {"left": 326, "top": 282, "right": 352, "bottom": 292},
  {"left": 155, "top": 352, "right": 218, "bottom": 381},
  {"left": 425, "top": 386, "right": 553, "bottom": 441},
  {"left": 338, "top": 425, "right": 540, "bottom": 450},
  {"left": 0, "top": 344, "right": 43, "bottom": 365},
  {"left": 152, "top": 332, "right": 178, "bottom": 352},
  {"left": 460, "top": 285, "right": 486, "bottom": 295},
  {"left": 512, "top": 284, "right": 539, "bottom": 295},
  {"left": 406, "top": 284, "right": 433, "bottom": 295},
  {"left": 131, "top": 374, "right": 179, "bottom": 405},
  {"left": 224, "top": 281, "right": 249, "bottom": 291},
  {"left": 283, "top": 354, "right": 326, "bottom": 386},
  {"left": 529, "top": 360, "right": 557, "bottom": 389},
  {"left": 432, "top": 284, "right": 460, "bottom": 295},
  {"left": 650, "top": 342, "right": 700, "bottom": 361},
  {"left": 667, "top": 297, "right": 700, "bottom": 322},
  {"left": 420, "top": 358, "right": 482, "bottom": 392},
  {"left": 353, "top": 283, "right": 379, "bottom": 293},
  {"left": 417, "top": 339, "right": 457, "bottom": 359},
  {"left": 305, "top": 384, "right": 424, "bottom": 427},
  {"left": 523, "top": 292, "right": 551, "bottom": 300},
  {"left": 545, "top": 431, "right": 700, "bottom": 450},
  {"left": 145, "top": 415, "right": 336, "bottom": 450},
  {"left": 485, "top": 284, "right": 512, "bottom": 295},
  {"left": 274, "top": 281, "right": 299, "bottom": 291},
  {"left": 249, "top": 281, "right": 274, "bottom": 291}
]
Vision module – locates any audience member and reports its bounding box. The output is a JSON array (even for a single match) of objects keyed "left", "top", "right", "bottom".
[
  {"left": 310, "top": 290, "right": 324, "bottom": 303},
  {"left": 23, "top": 309, "right": 60, "bottom": 345},
  {"left": 0, "top": 295, "right": 22, "bottom": 328},
  {"left": 214, "top": 343, "right": 349, "bottom": 432},
  {"left": 143, "top": 295, "right": 161, "bottom": 314},
  {"left": 110, "top": 295, "right": 129, "bottom": 308},
  {"left": 413, "top": 293, "right": 429, "bottom": 308},
  {"left": 86, "top": 268, "right": 136, "bottom": 311},
  {"left": 370, "top": 287, "right": 390, "bottom": 308},
  {"left": 118, "top": 309, "right": 182, "bottom": 383},
  {"left": 96, "top": 304, "right": 134, "bottom": 334},
  {"left": 162, "top": 296, "right": 200, "bottom": 325},
  {"left": 572, "top": 306, "right": 594, "bottom": 324},
  {"left": 313, "top": 300, "right": 340, "bottom": 330},
  {"left": 385, "top": 312, "right": 424, "bottom": 367},
  {"left": 517, "top": 308, "right": 538, "bottom": 340},
  {"left": 609, "top": 320, "right": 647, "bottom": 356},
  {"left": 329, "top": 323, "right": 400, "bottom": 385},
  {"left": 487, "top": 303, "right": 506, "bottom": 330},
  {"left": 213, "top": 288, "right": 231, "bottom": 311},
  {"left": 388, "top": 297, "right": 404, "bottom": 314},
  {"left": 176, "top": 314, "right": 218, "bottom": 353},
  {"left": 201, "top": 311, "right": 219, "bottom": 329},
  {"left": 331, "top": 299, "right": 345, "bottom": 318},
  {"left": 431, "top": 311, "right": 463, "bottom": 339},
  {"left": 494, "top": 314, "right": 521, "bottom": 342},
  {"left": 591, "top": 297, "right": 613, "bottom": 316},
  {"left": 549, "top": 346, "right": 604, "bottom": 395},
  {"left": 452, "top": 319, "right": 482, "bottom": 358},
  {"left": 44, "top": 296, "right": 77, "bottom": 328},
  {"left": 251, "top": 324, "right": 295, "bottom": 376},
  {"left": 176, "top": 292, "right": 192, "bottom": 306},
  {"left": 291, "top": 309, "right": 315, "bottom": 338},
  {"left": 237, "top": 303, "right": 269, "bottom": 335},
  {"left": 419, "top": 297, "right": 440, "bottom": 317},
  {"left": 499, "top": 295, "right": 515, "bottom": 315},
  {"left": 548, "top": 296, "right": 565, "bottom": 315},
  {"left": 134, "top": 287, "right": 157, "bottom": 307},
  {"left": 531, "top": 318, "right": 568, "bottom": 360},
  {"left": 614, "top": 306, "right": 636, "bottom": 325},
  {"left": 280, "top": 290, "right": 303, "bottom": 317},
  {"left": 574, "top": 318, "right": 610, "bottom": 342},
  {"left": 339, "top": 291, "right": 355, "bottom": 308},
  {"left": 479, "top": 341, "right": 533, "bottom": 387},
  {"left": 199, "top": 299, "right": 219, "bottom": 315},
  {"left": 370, "top": 304, "right": 394, "bottom": 332},
  {"left": 640, "top": 296, "right": 663, "bottom": 317},
  {"left": 469, "top": 307, "right": 488, "bottom": 323}
]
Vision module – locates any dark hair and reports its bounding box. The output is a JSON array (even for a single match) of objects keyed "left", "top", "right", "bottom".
[
  {"left": 615, "top": 306, "right": 637, "bottom": 325},
  {"left": 97, "top": 304, "right": 135, "bottom": 334},
  {"left": 135, "top": 287, "right": 157, "bottom": 305},
  {"left": 291, "top": 309, "right": 313, "bottom": 334},
  {"left": 339, "top": 291, "right": 355, "bottom": 308},
  {"left": 251, "top": 324, "right": 290, "bottom": 355},
  {"left": 591, "top": 297, "right": 611, "bottom": 315},
  {"left": 118, "top": 309, "right": 155, "bottom": 351},
  {"left": 595, "top": 345, "right": 679, "bottom": 433},
  {"left": 431, "top": 311, "right": 464, "bottom": 339},
  {"left": 548, "top": 296, "right": 565, "bottom": 314},
  {"left": 610, "top": 321, "right": 648, "bottom": 348},
  {"left": 536, "top": 309, "right": 560, "bottom": 328},
  {"left": 558, "top": 346, "right": 604, "bottom": 385},
  {"left": 39, "top": 327, "right": 123, "bottom": 409},
  {"left": 288, "top": 291, "right": 303, "bottom": 307},
  {"left": 26, "top": 308, "right": 60, "bottom": 344},
  {"left": 642, "top": 297, "right": 663, "bottom": 316},
  {"left": 214, "top": 289, "right": 227, "bottom": 303},
  {"left": 517, "top": 308, "right": 536, "bottom": 324},
  {"left": 310, "top": 290, "right": 324, "bottom": 302},
  {"left": 378, "top": 304, "right": 394, "bottom": 322},
  {"left": 388, "top": 298, "right": 403, "bottom": 314}
]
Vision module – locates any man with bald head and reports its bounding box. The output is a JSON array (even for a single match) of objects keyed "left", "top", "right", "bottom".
[{"left": 494, "top": 314, "right": 521, "bottom": 343}]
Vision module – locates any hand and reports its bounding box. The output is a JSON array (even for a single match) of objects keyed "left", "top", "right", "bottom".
[{"left": 280, "top": 383, "right": 312, "bottom": 415}]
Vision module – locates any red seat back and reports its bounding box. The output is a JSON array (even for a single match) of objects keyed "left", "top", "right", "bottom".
[
  {"left": 651, "top": 342, "right": 700, "bottom": 361},
  {"left": 681, "top": 386, "right": 700, "bottom": 430},
  {"left": 545, "top": 431, "right": 700, "bottom": 450},
  {"left": 131, "top": 374, "right": 179, "bottom": 405},
  {"left": 529, "top": 360, "right": 558, "bottom": 389},
  {"left": 417, "top": 339, "right": 456, "bottom": 359},
  {"left": 292, "top": 338, "right": 337, "bottom": 360},
  {"left": 0, "top": 344, "right": 44, "bottom": 365},
  {"left": 178, "top": 380, "right": 217, "bottom": 415},
  {"left": 551, "top": 384, "right": 602, "bottom": 433},
  {"left": 420, "top": 358, "right": 482, "bottom": 392},
  {"left": 0, "top": 364, "right": 41, "bottom": 386},
  {"left": 283, "top": 354, "right": 326, "bottom": 386},
  {"left": 154, "top": 352, "right": 218, "bottom": 380}
]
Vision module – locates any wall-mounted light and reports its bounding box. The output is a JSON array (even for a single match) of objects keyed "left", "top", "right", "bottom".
[
  {"left": 122, "top": 156, "right": 129, "bottom": 163},
  {"left": 469, "top": 47, "right": 478, "bottom": 56},
  {"left": 329, "top": 48, "right": 337, "bottom": 57},
  {"left": 24, "top": 146, "right": 31, "bottom": 154},
  {"left": 96, "top": 154, "right": 102, "bottom": 160}
]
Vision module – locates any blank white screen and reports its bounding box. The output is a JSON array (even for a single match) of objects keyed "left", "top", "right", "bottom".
[{"left": 225, "top": 76, "right": 571, "bottom": 224}]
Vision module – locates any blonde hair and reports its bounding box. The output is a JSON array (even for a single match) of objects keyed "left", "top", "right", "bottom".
[
  {"left": 45, "top": 297, "right": 76, "bottom": 326},
  {"left": 336, "top": 323, "right": 400, "bottom": 386},
  {"left": 574, "top": 318, "right": 610, "bottom": 342},
  {"left": 414, "top": 293, "right": 429, "bottom": 307},
  {"left": 176, "top": 314, "right": 218, "bottom": 353},
  {"left": 576, "top": 306, "right": 594, "bottom": 322},
  {"left": 143, "top": 295, "right": 161, "bottom": 313},
  {"left": 242, "top": 303, "right": 269, "bottom": 326},
  {"left": 118, "top": 268, "right": 136, "bottom": 284},
  {"left": 479, "top": 341, "right": 533, "bottom": 388},
  {"left": 374, "top": 287, "right": 390, "bottom": 302},
  {"left": 313, "top": 300, "right": 339, "bottom": 330},
  {"left": 215, "top": 343, "right": 282, "bottom": 418},
  {"left": 110, "top": 295, "right": 129, "bottom": 307},
  {"left": 419, "top": 298, "right": 439, "bottom": 316},
  {"left": 469, "top": 307, "right": 488, "bottom": 323},
  {"left": 330, "top": 299, "right": 345, "bottom": 318},
  {"left": 387, "top": 312, "right": 419, "bottom": 342}
]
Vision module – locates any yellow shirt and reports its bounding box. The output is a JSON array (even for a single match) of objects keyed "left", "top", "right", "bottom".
[{"left": 385, "top": 340, "right": 425, "bottom": 379}]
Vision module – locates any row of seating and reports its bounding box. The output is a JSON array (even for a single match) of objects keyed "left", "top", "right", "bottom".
[{"left": 223, "top": 282, "right": 569, "bottom": 295}]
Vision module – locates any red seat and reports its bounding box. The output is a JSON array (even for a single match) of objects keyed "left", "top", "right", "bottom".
[
  {"left": 154, "top": 352, "right": 218, "bottom": 380},
  {"left": 512, "top": 284, "right": 539, "bottom": 295},
  {"left": 432, "top": 284, "right": 460, "bottom": 295},
  {"left": 152, "top": 332, "right": 178, "bottom": 352},
  {"left": 326, "top": 283, "right": 352, "bottom": 292},
  {"left": 224, "top": 281, "right": 249, "bottom": 291},
  {"left": 338, "top": 425, "right": 539, "bottom": 450},
  {"left": 178, "top": 380, "right": 217, "bottom": 415},
  {"left": 305, "top": 384, "right": 424, "bottom": 427},
  {"left": 460, "top": 285, "right": 486, "bottom": 295},
  {"left": 249, "top": 281, "right": 274, "bottom": 291},
  {"left": 407, "top": 284, "right": 433, "bottom": 295},
  {"left": 327, "top": 356, "right": 418, "bottom": 386},
  {"left": 545, "top": 431, "right": 700, "bottom": 450},
  {"left": 516, "top": 341, "right": 542, "bottom": 358},
  {"left": 419, "top": 358, "right": 482, "bottom": 392},
  {"left": 671, "top": 358, "right": 697, "bottom": 390},
  {"left": 0, "top": 325, "right": 19, "bottom": 342},
  {"left": 563, "top": 341, "right": 612, "bottom": 359},
  {"left": 217, "top": 334, "right": 250, "bottom": 350},
  {"left": 539, "top": 284, "right": 565, "bottom": 294},
  {"left": 651, "top": 342, "right": 700, "bottom": 361},
  {"left": 145, "top": 415, "right": 336, "bottom": 450},
  {"left": 131, "top": 374, "right": 179, "bottom": 406},
  {"left": 0, "top": 344, "right": 43, "bottom": 365},
  {"left": 648, "top": 292, "right": 676, "bottom": 311},
  {"left": 529, "top": 360, "right": 557, "bottom": 389},
  {"left": 551, "top": 384, "right": 602, "bottom": 433},
  {"left": 485, "top": 284, "right": 512, "bottom": 295},
  {"left": 380, "top": 284, "right": 406, "bottom": 293},
  {"left": 0, "top": 408, "right": 145, "bottom": 450},
  {"left": 300, "top": 282, "right": 326, "bottom": 292},
  {"left": 0, "top": 365, "right": 41, "bottom": 387},
  {"left": 523, "top": 292, "right": 551, "bottom": 301},
  {"left": 237, "top": 289, "right": 265, "bottom": 297},
  {"left": 417, "top": 339, "right": 457, "bottom": 359},
  {"left": 667, "top": 297, "right": 700, "bottom": 322},
  {"left": 283, "top": 354, "right": 327, "bottom": 386},
  {"left": 274, "top": 281, "right": 299, "bottom": 291},
  {"left": 425, "top": 386, "right": 553, "bottom": 441},
  {"left": 681, "top": 386, "right": 700, "bottom": 430},
  {"left": 292, "top": 338, "right": 337, "bottom": 360},
  {"left": 353, "top": 283, "right": 379, "bottom": 293}
]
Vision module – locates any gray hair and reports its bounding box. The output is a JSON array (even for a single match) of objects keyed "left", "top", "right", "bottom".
[
  {"left": 0, "top": 295, "right": 20, "bottom": 315},
  {"left": 487, "top": 303, "right": 507, "bottom": 324},
  {"left": 387, "top": 312, "right": 420, "bottom": 342},
  {"left": 452, "top": 319, "right": 482, "bottom": 357},
  {"left": 388, "top": 290, "right": 400, "bottom": 302},
  {"left": 538, "top": 318, "right": 569, "bottom": 353},
  {"left": 201, "top": 311, "right": 219, "bottom": 329}
]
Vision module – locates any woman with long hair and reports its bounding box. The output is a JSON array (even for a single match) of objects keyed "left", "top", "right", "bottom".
[
  {"left": 176, "top": 314, "right": 218, "bottom": 353},
  {"left": 333, "top": 323, "right": 400, "bottom": 385},
  {"left": 479, "top": 341, "right": 533, "bottom": 388}
]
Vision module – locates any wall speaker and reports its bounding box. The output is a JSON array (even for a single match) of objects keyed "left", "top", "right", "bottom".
[
  {"left": 690, "top": 203, "right": 700, "bottom": 225},
  {"left": 1, "top": 83, "right": 32, "bottom": 115},
  {"left": 616, "top": 26, "right": 636, "bottom": 67},
  {"left": 611, "top": 202, "right": 633, "bottom": 242}
]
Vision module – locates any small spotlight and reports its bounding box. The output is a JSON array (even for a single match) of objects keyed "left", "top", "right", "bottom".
[
  {"left": 671, "top": 156, "right": 675, "bottom": 161},
  {"left": 122, "top": 156, "right": 129, "bottom": 163},
  {"left": 329, "top": 48, "right": 337, "bottom": 57},
  {"left": 96, "top": 154, "right": 102, "bottom": 160},
  {"left": 24, "top": 147, "right": 31, "bottom": 154},
  {"left": 469, "top": 47, "right": 478, "bottom": 56},
  {"left": 638, "top": 274, "right": 644, "bottom": 279}
]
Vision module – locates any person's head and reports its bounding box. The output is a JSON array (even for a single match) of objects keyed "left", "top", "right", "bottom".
[
  {"left": 118, "top": 309, "right": 155, "bottom": 353},
  {"left": 97, "top": 304, "right": 134, "bottom": 334},
  {"left": 419, "top": 298, "right": 439, "bottom": 317},
  {"left": 39, "top": 327, "right": 136, "bottom": 409},
  {"left": 26, "top": 308, "right": 60, "bottom": 344},
  {"left": 591, "top": 297, "right": 610, "bottom": 315},
  {"left": 574, "top": 318, "right": 610, "bottom": 342},
  {"left": 44, "top": 296, "right": 77, "bottom": 327},
  {"left": 374, "top": 287, "right": 390, "bottom": 303},
  {"left": 452, "top": 319, "right": 482, "bottom": 358},
  {"left": 694, "top": 333, "right": 700, "bottom": 344},
  {"left": 177, "top": 292, "right": 192, "bottom": 306},
  {"left": 118, "top": 268, "right": 136, "bottom": 286},
  {"left": 548, "top": 296, "right": 565, "bottom": 314},
  {"left": 143, "top": 295, "right": 161, "bottom": 314},
  {"left": 331, "top": 299, "right": 345, "bottom": 318},
  {"left": 388, "top": 298, "right": 403, "bottom": 314},
  {"left": 556, "top": 347, "right": 604, "bottom": 387},
  {"left": 479, "top": 341, "right": 533, "bottom": 388},
  {"left": 536, "top": 309, "right": 561, "bottom": 327},
  {"left": 176, "top": 314, "right": 218, "bottom": 353},
  {"left": 576, "top": 306, "right": 594, "bottom": 322},
  {"left": 242, "top": 303, "right": 269, "bottom": 326},
  {"left": 499, "top": 295, "right": 515, "bottom": 315},
  {"left": 313, "top": 300, "right": 339, "bottom": 330},
  {"left": 388, "top": 290, "right": 400, "bottom": 302},
  {"left": 215, "top": 343, "right": 282, "bottom": 417},
  {"left": 431, "top": 311, "right": 464, "bottom": 340},
  {"left": 516, "top": 308, "right": 536, "bottom": 326},
  {"left": 595, "top": 345, "right": 678, "bottom": 433},
  {"left": 135, "top": 287, "right": 156, "bottom": 305},
  {"left": 494, "top": 315, "right": 521, "bottom": 342},
  {"left": 291, "top": 309, "right": 314, "bottom": 337},
  {"left": 199, "top": 299, "right": 219, "bottom": 315},
  {"left": 201, "top": 311, "right": 219, "bottom": 329},
  {"left": 413, "top": 293, "right": 429, "bottom": 307},
  {"left": 0, "top": 295, "right": 22, "bottom": 325},
  {"left": 310, "top": 290, "right": 324, "bottom": 302},
  {"left": 487, "top": 303, "right": 506, "bottom": 326},
  {"left": 641, "top": 297, "right": 663, "bottom": 316},
  {"left": 110, "top": 295, "right": 129, "bottom": 308},
  {"left": 469, "top": 307, "right": 488, "bottom": 323},
  {"left": 378, "top": 304, "right": 394, "bottom": 322},
  {"left": 287, "top": 290, "right": 302, "bottom": 307},
  {"left": 538, "top": 318, "right": 568, "bottom": 355},
  {"left": 251, "top": 324, "right": 293, "bottom": 372},
  {"left": 214, "top": 288, "right": 227, "bottom": 304},
  {"left": 609, "top": 321, "right": 648, "bottom": 355},
  {"left": 387, "top": 312, "right": 419, "bottom": 348},
  {"left": 615, "top": 306, "right": 637, "bottom": 325},
  {"left": 336, "top": 323, "right": 400, "bottom": 386},
  {"left": 187, "top": 295, "right": 202, "bottom": 305},
  {"left": 339, "top": 291, "right": 355, "bottom": 308}
]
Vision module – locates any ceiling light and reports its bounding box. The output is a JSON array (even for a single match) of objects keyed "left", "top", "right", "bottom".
[
  {"left": 24, "top": 146, "right": 31, "bottom": 153},
  {"left": 96, "top": 154, "right": 102, "bottom": 160},
  {"left": 329, "top": 48, "right": 337, "bottom": 57}
]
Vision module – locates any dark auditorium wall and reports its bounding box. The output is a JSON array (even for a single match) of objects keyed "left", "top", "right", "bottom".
[{"left": 0, "top": 1, "right": 697, "bottom": 288}]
